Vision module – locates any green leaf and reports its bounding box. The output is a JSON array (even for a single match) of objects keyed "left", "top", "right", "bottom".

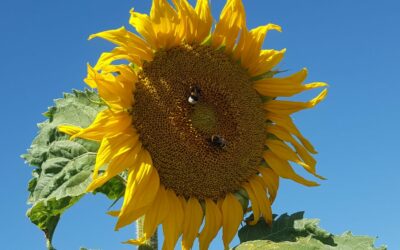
[
  {"left": 93, "top": 175, "right": 125, "bottom": 201},
  {"left": 22, "top": 90, "right": 125, "bottom": 249},
  {"left": 138, "top": 245, "right": 155, "bottom": 250},
  {"left": 333, "top": 231, "right": 387, "bottom": 250},
  {"left": 27, "top": 196, "right": 81, "bottom": 250},
  {"left": 235, "top": 212, "right": 386, "bottom": 250},
  {"left": 238, "top": 212, "right": 306, "bottom": 243},
  {"left": 234, "top": 235, "right": 386, "bottom": 250}
]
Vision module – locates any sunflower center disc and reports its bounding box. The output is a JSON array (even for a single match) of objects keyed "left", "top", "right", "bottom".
[
  {"left": 190, "top": 103, "right": 217, "bottom": 134},
  {"left": 133, "top": 44, "right": 266, "bottom": 200}
]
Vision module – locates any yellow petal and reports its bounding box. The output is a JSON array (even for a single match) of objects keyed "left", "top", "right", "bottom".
[
  {"left": 84, "top": 63, "right": 113, "bottom": 88},
  {"left": 264, "top": 89, "right": 328, "bottom": 114},
  {"left": 195, "top": 0, "right": 212, "bottom": 42},
  {"left": 173, "top": 0, "right": 197, "bottom": 43},
  {"left": 249, "top": 176, "right": 272, "bottom": 223},
  {"left": 257, "top": 81, "right": 327, "bottom": 97},
  {"left": 150, "top": 0, "right": 183, "bottom": 49},
  {"left": 199, "top": 199, "right": 222, "bottom": 250},
  {"left": 116, "top": 150, "right": 160, "bottom": 229},
  {"left": 58, "top": 125, "right": 82, "bottom": 136},
  {"left": 162, "top": 190, "right": 184, "bottom": 250},
  {"left": 248, "top": 49, "right": 286, "bottom": 77},
  {"left": 253, "top": 68, "right": 328, "bottom": 97},
  {"left": 262, "top": 67, "right": 307, "bottom": 84},
  {"left": 86, "top": 143, "right": 139, "bottom": 191},
  {"left": 100, "top": 64, "right": 138, "bottom": 92},
  {"left": 221, "top": 193, "right": 243, "bottom": 249},
  {"left": 212, "top": 0, "right": 246, "bottom": 53},
  {"left": 93, "top": 47, "right": 142, "bottom": 70},
  {"left": 121, "top": 149, "right": 157, "bottom": 206},
  {"left": 258, "top": 167, "right": 279, "bottom": 203},
  {"left": 266, "top": 139, "right": 310, "bottom": 169},
  {"left": 108, "top": 210, "right": 120, "bottom": 217},
  {"left": 182, "top": 197, "right": 204, "bottom": 250},
  {"left": 124, "top": 237, "right": 147, "bottom": 245},
  {"left": 89, "top": 26, "right": 153, "bottom": 61},
  {"left": 242, "top": 182, "right": 261, "bottom": 225},
  {"left": 173, "top": 0, "right": 212, "bottom": 44},
  {"left": 234, "top": 24, "right": 282, "bottom": 69},
  {"left": 143, "top": 186, "right": 170, "bottom": 239},
  {"left": 267, "top": 125, "right": 325, "bottom": 179},
  {"left": 86, "top": 64, "right": 134, "bottom": 109},
  {"left": 91, "top": 133, "right": 137, "bottom": 180},
  {"left": 129, "top": 9, "right": 158, "bottom": 48},
  {"left": 266, "top": 112, "right": 317, "bottom": 154},
  {"left": 263, "top": 150, "right": 318, "bottom": 187},
  {"left": 62, "top": 109, "right": 132, "bottom": 141},
  {"left": 86, "top": 134, "right": 141, "bottom": 192}
]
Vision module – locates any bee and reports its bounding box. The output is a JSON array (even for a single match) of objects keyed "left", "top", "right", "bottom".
[
  {"left": 210, "top": 135, "right": 227, "bottom": 149},
  {"left": 188, "top": 85, "right": 201, "bottom": 104}
]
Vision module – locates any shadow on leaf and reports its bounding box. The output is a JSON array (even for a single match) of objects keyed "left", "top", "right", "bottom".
[{"left": 237, "top": 211, "right": 336, "bottom": 247}]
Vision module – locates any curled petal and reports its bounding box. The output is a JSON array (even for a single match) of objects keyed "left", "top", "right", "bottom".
[
  {"left": 258, "top": 167, "right": 280, "bottom": 203},
  {"left": 129, "top": 9, "right": 158, "bottom": 48},
  {"left": 234, "top": 24, "right": 281, "bottom": 69},
  {"left": 248, "top": 49, "right": 286, "bottom": 77},
  {"left": 253, "top": 68, "right": 328, "bottom": 97},
  {"left": 94, "top": 47, "right": 142, "bottom": 70},
  {"left": 242, "top": 182, "right": 261, "bottom": 225},
  {"left": 267, "top": 125, "right": 325, "bottom": 179},
  {"left": 264, "top": 89, "right": 328, "bottom": 114},
  {"left": 266, "top": 139, "right": 310, "bottom": 169},
  {"left": 89, "top": 26, "right": 153, "bottom": 61},
  {"left": 249, "top": 176, "right": 272, "bottom": 223},
  {"left": 263, "top": 150, "right": 318, "bottom": 187},
  {"left": 86, "top": 64, "right": 134, "bottom": 109},
  {"left": 266, "top": 112, "right": 317, "bottom": 153}
]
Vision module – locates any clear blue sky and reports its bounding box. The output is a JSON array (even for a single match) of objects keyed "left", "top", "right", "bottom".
[{"left": 1, "top": 0, "right": 399, "bottom": 249}]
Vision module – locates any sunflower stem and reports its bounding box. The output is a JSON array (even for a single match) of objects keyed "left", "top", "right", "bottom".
[
  {"left": 46, "top": 239, "right": 56, "bottom": 250},
  {"left": 137, "top": 217, "right": 158, "bottom": 250},
  {"left": 149, "top": 230, "right": 158, "bottom": 250}
]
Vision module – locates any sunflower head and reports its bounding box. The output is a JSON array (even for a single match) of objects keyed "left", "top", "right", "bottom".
[{"left": 59, "top": 0, "right": 327, "bottom": 249}]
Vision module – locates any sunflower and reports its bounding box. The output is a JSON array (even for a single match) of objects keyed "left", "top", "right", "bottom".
[{"left": 59, "top": 0, "right": 327, "bottom": 249}]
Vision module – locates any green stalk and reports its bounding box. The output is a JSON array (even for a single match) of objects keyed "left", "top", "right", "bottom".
[
  {"left": 46, "top": 239, "right": 56, "bottom": 250},
  {"left": 137, "top": 217, "right": 158, "bottom": 250}
]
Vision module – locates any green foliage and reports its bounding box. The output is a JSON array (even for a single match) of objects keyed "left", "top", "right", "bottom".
[
  {"left": 239, "top": 212, "right": 305, "bottom": 243},
  {"left": 22, "top": 90, "right": 125, "bottom": 249},
  {"left": 138, "top": 245, "right": 156, "bottom": 250},
  {"left": 235, "top": 212, "right": 386, "bottom": 250},
  {"left": 27, "top": 197, "right": 80, "bottom": 250},
  {"left": 92, "top": 175, "right": 126, "bottom": 201}
]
